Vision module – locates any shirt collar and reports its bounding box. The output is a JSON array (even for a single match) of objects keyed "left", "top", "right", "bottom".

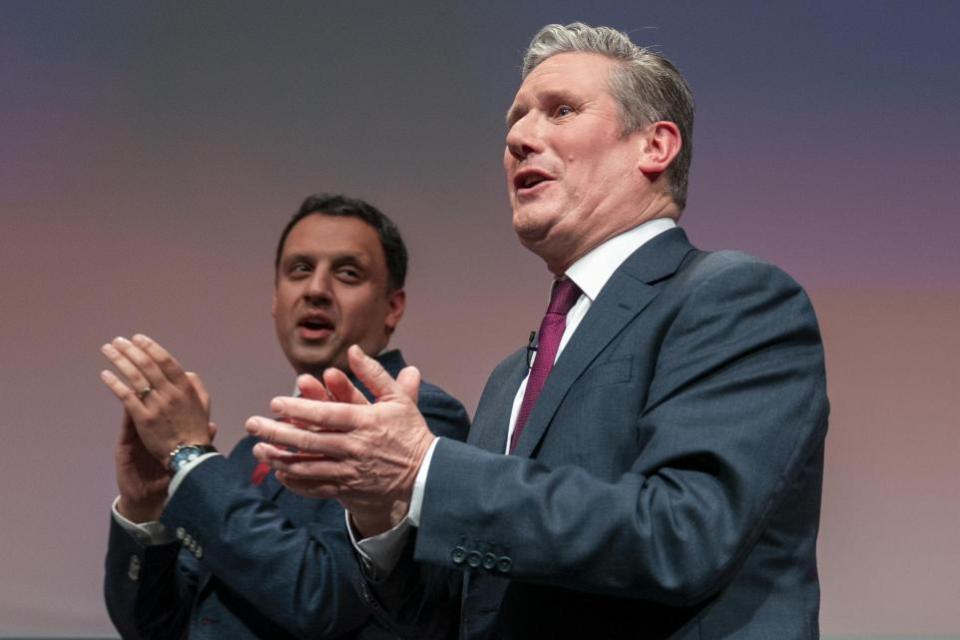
[{"left": 564, "top": 218, "right": 677, "bottom": 301}]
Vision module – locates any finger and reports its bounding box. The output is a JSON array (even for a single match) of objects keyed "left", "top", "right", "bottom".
[
  {"left": 297, "top": 374, "right": 331, "bottom": 401},
  {"left": 396, "top": 366, "right": 422, "bottom": 402},
  {"left": 133, "top": 334, "right": 190, "bottom": 388},
  {"left": 186, "top": 371, "right": 211, "bottom": 412},
  {"left": 207, "top": 421, "right": 218, "bottom": 440},
  {"left": 100, "top": 369, "right": 148, "bottom": 421},
  {"left": 346, "top": 345, "right": 406, "bottom": 402},
  {"left": 322, "top": 368, "right": 370, "bottom": 405},
  {"left": 267, "top": 397, "right": 365, "bottom": 433},
  {"left": 275, "top": 472, "right": 340, "bottom": 499},
  {"left": 101, "top": 342, "right": 153, "bottom": 396},
  {"left": 264, "top": 453, "right": 343, "bottom": 476},
  {"left": 111, "top": 336, "right": 173, "bottom": 392},
  {"left": 247, "top": 416, "right": 352, "bottom": 455},
  {"left": 251, "top": 441, "right": 328, "bottom": 463}
]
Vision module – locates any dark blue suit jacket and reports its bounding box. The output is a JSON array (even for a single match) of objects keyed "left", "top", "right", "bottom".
[
  {"left": 362, "top": 229, "right": 829, "bottom": 639},
  {"left": 104, "top": 350, "right": 470, "bottom": 639}
]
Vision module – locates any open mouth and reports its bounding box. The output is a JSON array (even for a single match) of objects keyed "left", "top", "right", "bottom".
[
  {"left": 514, "top": 169, "right": 553, "bottom": 194},
  {"left": 297, "top": 316, "right": 335, "bottom": 340}
]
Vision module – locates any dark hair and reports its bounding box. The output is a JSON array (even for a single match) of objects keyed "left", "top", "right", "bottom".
[{"left": 274, "top": 193, "right": 408, "bottom": 291}]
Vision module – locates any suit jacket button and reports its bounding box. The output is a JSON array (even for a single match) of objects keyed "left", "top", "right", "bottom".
[
  {"left": 194, "top": 546, "right": 203, "bottom": 559},
  {"left": 175, "top": 527, "right": 186, "bottom": 540},
  {"left": 127, "top": 555, "right": 141, "bottom": 581},
  {"left": 466, "top": 551, "right": 482, "bottom": 569},
  {"left": 496, "top": 556, "right": 512, "bottom": 573},
  {"left": 482, "top": 553, "right": 497, "bottom": 570},
  {"left": 451, "top": 546, "right": 467, "bottom": 565}
]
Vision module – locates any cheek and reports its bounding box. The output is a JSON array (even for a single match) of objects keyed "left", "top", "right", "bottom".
[
  {"left": 339, "top": 291, "right": 377, "bottom": 325},
  {"left": 273, "top": 290, "right": 293, "bottom": 319}
]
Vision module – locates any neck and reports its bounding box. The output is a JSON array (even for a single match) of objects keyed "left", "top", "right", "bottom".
[{"left": 540, "top": 196, "right": 679, "bottom": 275}]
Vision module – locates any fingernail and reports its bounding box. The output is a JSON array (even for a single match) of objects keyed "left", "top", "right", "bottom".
[
  {"left": 101, "top": 344, "right": 115, "bottom": 355},
  {"left": 245, "top": 417, "right": 262, "bottom": 433},
  {"left": 132, "top": 334, "right": 148, "bottom": 345},
  {"left": 270, "top": 397, "right": 287, "bottom": 413},
  {"left": 114, "top": 336, "right": 130, "bottom": 345}
]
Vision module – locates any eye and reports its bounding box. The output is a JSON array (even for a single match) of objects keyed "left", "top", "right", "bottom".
[
  {"left": 554, "top": 104, "right": 574, "bottom": 118},
  {"left": 286, "top": 261, "right": 312, "bottom": 278},
  {"left": 336, "top": 266, "right": 362, "bottom": 283}
]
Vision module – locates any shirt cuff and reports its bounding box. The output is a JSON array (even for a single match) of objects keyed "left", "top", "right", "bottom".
[
  {"left": 111, "top": 496, "right": 175, "bottom": 546},
  {"left": 347, "top": 512, "right": 413, "bottom": 581},
  {"left": 168, "top": 451, "right": 221, "bottom": 497},
  {"left": 408, "top": 436, "right": 439, "bottom": 527},
  {"left": 346, "top": 437, "right": 440, "bottom": 580}
]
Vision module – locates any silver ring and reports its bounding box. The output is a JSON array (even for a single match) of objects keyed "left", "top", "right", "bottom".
[{"left": 137, "top": 387, "right": 153, "bottom": 400}]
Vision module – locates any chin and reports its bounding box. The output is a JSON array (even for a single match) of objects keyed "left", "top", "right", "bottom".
[{"left": 513, "top": 212, "right": 550, "bottom": 242}]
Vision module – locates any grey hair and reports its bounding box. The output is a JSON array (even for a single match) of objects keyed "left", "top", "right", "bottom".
[{"left": 522, "top": 23, "right": 695, "bottom": 210}]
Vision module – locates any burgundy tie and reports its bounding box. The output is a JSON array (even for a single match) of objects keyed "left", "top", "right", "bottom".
[{"left": 510, "top": 278, "right": 582, "bottom": 453}]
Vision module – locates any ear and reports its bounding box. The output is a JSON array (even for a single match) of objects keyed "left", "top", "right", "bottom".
[
  {"left": 637, "top": 121, "right": 682, "bottom": 178},
  {"left": 271, "top": 289, "right": 278, "bottom": 319},
  {"left": 384, "top": 288, "right": 406, "bottom": 335}
]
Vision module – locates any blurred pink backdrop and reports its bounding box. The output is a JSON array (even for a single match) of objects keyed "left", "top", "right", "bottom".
[{"left": 1, "top": 2, "right": 957, "bottom": 636}]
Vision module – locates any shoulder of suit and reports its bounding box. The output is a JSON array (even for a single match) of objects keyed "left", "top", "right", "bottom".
[
  {"left": 677, "top": 249, "right": 804, "bottom": 293},
  {"left": 488, "top": 346, "right": 527, "bottom": 377}
]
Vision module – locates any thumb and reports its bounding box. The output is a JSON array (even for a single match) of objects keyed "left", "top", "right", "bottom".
[
  {"left": 186, "top": 371, "right": 211, "bottom": 412},
  {"left": 346, "top": 345, "right": 405, "bottom": 402}
]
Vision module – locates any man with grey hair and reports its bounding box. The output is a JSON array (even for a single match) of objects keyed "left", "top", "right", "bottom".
[{"left": 248, "top": 22, "right": 828, "bottom": 638}]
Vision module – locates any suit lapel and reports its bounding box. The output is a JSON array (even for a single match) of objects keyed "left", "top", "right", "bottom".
[
  {"left": 469, "top": 350, "right": 528, "bottom": 454},
  {"left": 512, "top": 228, "right": 697, "bottom": 457}
]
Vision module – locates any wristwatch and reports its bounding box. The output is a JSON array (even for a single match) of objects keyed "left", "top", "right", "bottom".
[{"left": 168, "top": 443, "right": 217, "bottom": 474}]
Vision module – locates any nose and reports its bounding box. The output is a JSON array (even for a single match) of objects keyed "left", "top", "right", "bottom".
[
  {"left": 505, "top": 113, "right": 541, "bottom": 161},
  {"left": 303, "top": 269, "right": 333, "bottom": 305}
]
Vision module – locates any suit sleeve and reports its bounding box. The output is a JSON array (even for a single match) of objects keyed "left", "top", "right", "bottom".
[
  {"left": 150, "top": 386, "right": 469, "bottom": 640},
  {"left": 103, "top": 515, "right": 195, "bottom": 639},
  {"left": 157, "top": 448, "right": 370, "bottom": 639},
  {"left": 418, "top": 382, "right": 471, "bottom": 442},
  {"left": 352, "top": 384, "right": 471, "bottom": 638},
  {"left": 414, "top": 257, "right": 828, "bottom": 606}
]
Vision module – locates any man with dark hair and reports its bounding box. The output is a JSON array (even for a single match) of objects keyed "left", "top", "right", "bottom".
[
  {"left": 276, "top": 194, "right": 409, "bottom": 292},
  {"left": 99, "top": 193, "right": 469, "bottom": 638},
  {"left": 249, "top": 23, "right": 829, "bottom": 639}
]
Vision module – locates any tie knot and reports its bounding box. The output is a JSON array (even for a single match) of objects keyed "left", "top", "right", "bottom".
[{"left": 547, "top": 278, "right": 581, "bottom": 316}]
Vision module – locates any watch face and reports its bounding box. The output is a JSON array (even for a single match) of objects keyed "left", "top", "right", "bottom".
[{"left": 169, "top": 445, "right": 215, "bottom": 473}]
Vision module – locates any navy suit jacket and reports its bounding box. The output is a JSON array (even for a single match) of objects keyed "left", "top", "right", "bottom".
[
  {"left": 104, "top": 350, "right": 470, "bottom": 639},
  {"left": 362, "top": 229, "right": 829, "bottom": 639}
]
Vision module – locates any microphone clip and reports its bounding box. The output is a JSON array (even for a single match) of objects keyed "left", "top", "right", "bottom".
[{"left": 526, "top": 330, "right": 538, "bottom": 369}]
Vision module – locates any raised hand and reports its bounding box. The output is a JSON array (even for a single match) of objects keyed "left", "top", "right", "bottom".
[
  {"left": 246, "top": 345, "right": 435, "bottom": 537},
  {"left": 100, "top": 334, "right": 212, "bottom": 464},
  {"left": 114, "top": 409, "right": 170, "bottom": 523}
]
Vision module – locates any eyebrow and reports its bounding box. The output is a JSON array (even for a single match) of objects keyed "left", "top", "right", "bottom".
[
  {"left": 282, "top": 250, "right": 367, "bottom": 267},
  {"left": 280, "top": 252, "right": 314, "bottom": 268}
]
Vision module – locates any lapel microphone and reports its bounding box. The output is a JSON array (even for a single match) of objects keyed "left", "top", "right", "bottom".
[{"left": 526, "top": 330, "right": 538, "bottom": 369}]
